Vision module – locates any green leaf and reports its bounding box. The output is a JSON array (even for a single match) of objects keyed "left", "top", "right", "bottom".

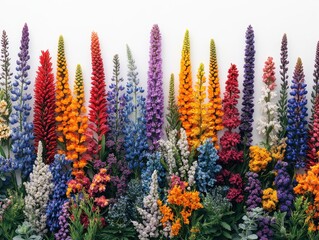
[
  {"left": 0, "top": 146, "right": 6, "bottom": 158},
  {"left": 220, "top": 221, "right": 231, "bottom": 231},
  {"left": 222, "top": 231, "right": 232, "bottom": 239},
  {"left": 247, "top": 234, "right": 258, "bottom": 239}
]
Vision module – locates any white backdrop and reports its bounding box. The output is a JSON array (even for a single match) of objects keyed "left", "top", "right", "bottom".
[{"left": 0, "top": 0, "right": 319, "bottom": 144}]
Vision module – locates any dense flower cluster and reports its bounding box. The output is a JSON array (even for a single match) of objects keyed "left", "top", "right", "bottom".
[
  {"left": 286, "top": 58, "right": 308, "bottom": 169},
  {"left": 307, "top": 95, "right": 319, "bottom": 168},
  {"left": 245, "top": 172, "right": 262, "bottom": 210},
  {"left": 257, "top": 214, "right": 275, "bottom": 240},
  {"left": 195, "top": 139, "right": 221, "bottom": 193},
  {"left": 249, "top": 145, "right": 272, "bottom": 173},
  {"left": 24, "top": 142, "right": 54, "bottom": 235},
  {"left": 262, "top": 188, "right": 278, "bottom": 212},
  {"left": 146, "top": 24, "right": 164, "bottom": 151},
  {"left": 88, "top": 168, "right": 110, "bottom": 208},
  {"left": 55, "top": 201, "right": 71, "bottom": 240},
  {"left": 0, "top": 100, "right": 10, "bottom": 140}
]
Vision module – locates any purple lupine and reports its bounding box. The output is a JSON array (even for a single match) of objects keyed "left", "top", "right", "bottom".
[
  {"left": 55, "top": 201, "right": 71, "bottom": 240},
  {"left": 245, "top": 172, "right": 262, "bottom": 210},
  {"left": 274, "top": 160, "right": 293, "bottom": 214},
  {"left": 257, "top": 215, "right": 275, "bottom": 240},
  {"left": 240, "top": 25, "right": 255, "bottom": 154},
  {"left": 146, "top": 24, "right": 164, "bottom": 151}
]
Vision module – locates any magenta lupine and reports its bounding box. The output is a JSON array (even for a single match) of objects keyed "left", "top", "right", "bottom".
[{"left": 146, "top": 24, "right": 164, "bottom": 151}]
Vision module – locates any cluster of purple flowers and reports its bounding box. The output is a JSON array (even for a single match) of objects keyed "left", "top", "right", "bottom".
[
  {"left": 245, "top": 171, "right": 262, "bottom": 210},
  {"left": 55, "top": 201, "right": 71, "bottom": 240},
  {"left": 257, "top": 215, "right": 275, "bottom": 240}
]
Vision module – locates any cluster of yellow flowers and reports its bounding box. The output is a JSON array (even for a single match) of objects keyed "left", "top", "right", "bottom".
[
  {"left": 208, "top": 39, "right": 223, "bottom": 149},
  {"left": 158, "top": 180, "right": 203, "bottom": 237},
  {"left": 294, "top": 164, "right": 319, "bottom": 231},
  {"left": 189, "top": 63, "right": 213, "bottom": 148},
  {"left": 0, "top": 99, "right": 10, "bottom": 140},
  {"left": 262, "top": 188, "right": 278, "bottom": 212},
  {"left": 249, "top": 145, "right": 272, "bottom": 173},
  {"left": 270, "top": 138, "right": 287, "bottom": 161}
]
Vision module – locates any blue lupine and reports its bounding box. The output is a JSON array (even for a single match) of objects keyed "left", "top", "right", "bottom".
[
  {"left": 274, "top": 160, "right": 294, "bottom": 214},
  {"left": 286, "top": 58, "right": 308, "bottom": 169},
  {"left": 9, "top": 24, "right": 35, "bottom": 178},
  {"left": 141, "top": 152, "right": 166, "bottom": 194},
  {"left": 195, "top": 139, "right": 222, "bottom": 193},
  {"left": 46, "top": 154, "right": 71, "bottom": 233},
  {"left": 123, "top": 46, "right": 148, "bottom": 173}
]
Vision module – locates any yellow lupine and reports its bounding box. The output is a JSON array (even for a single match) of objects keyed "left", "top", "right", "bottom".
[
  {"left": 56, "top": 36, "right": 73, "bottom": 154},
  {"left": 66, "top": 65, "right": 88, "bottom": 170},
  {"left": 249, "top": 145, "right": 272, "bottom": 172},
  {"left": 190, "top": 63, "right": 213, "bottom": 148},
  {"left": 262, "top": 188, "right": 278, "bottom": 212},
  {"left": 208, "top": 39, "right": 224, "bottom": 149},
  {"left": 178, "top": 30, "right": 195, "bottom": 141}
]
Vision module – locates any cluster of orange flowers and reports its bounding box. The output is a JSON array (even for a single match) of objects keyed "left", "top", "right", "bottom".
[
  {"left": 262, "top": 188, "right": 278, "bottom": 212},
  {"left": 189, "top": 63, "right": 213, "bottom": 148},
  {"left": 249, "top": 145, "right": 272, "bottom": 173},
  {"left": 178, "top": 30, "right": 195, "bottom": 140},
  {"left": 294, "top": 164, "right": 319, "bottom": 231},
  {"left": 208, "top": 39, "right": 223, "bottom": 149},
  {"left": 158, "top": 178, "right": 203, "bottom": 237}
]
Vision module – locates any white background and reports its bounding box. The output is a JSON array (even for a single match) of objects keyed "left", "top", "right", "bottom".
[{"left": 0, "top": 0, "right": 319, "bottom": 144}]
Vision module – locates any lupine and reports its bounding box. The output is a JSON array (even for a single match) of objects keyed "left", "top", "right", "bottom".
[
  {"left": 208, "top": 39, "right": 223, "bottom": 149},
  {"left": 257, "top": 57, "right": 280, "bottom": 149},
  {"left": 46, "top": 154, "right": 71, "bottom": 233},
  {"left": 245, "top": 172, "right": 262, "bottom": 211},
  {"left": 190, "top": 63, "right": 213, "bottom": 148},
  {"left": 55, "top": 35, "right": 72, "bottom": 154},
  {"left": 9, "top": 23, "right": 35, "bottom": 178},
  {"left": 195, "top": 139, "right": 221, "bottom": 193},
  {"left": 66, "top": 65, "right": 89, "bottom": 170},
  {"left": 178, "top": 30, "right": 195, "bottom": 140},
  {"left": 257, "top": 215, "right": 275, "bottom": 240},
  {"left": 286, "top": 58, "right": 308, "bottom": 169},
  {"left": 55, "top": 201, "right": 71, "bottom": 240},
  {"left": 132, "top": 170, "right": 161, "bottom": 240},
  {"left": 277, "top": 34, "right": 289, "bottom": 139},
  {"left": 240, "top": 25, "right": 255, "bottom": 157},
  {"left": 146, "top": 24, "right": 164, "bottom": 151},
  {"left": 88, "top": 32, "right": 108, "bottom": 163},
  {"left": 310, "top": 41, "right": 319, "bottom": 123},
  {"left": 33, "top": 50, "right": 56, "bottom": 164},
  {"left": 274, "top": 160, "right": 293, "bottom": 213},
  {"left": 24, "top": 142, "right": 54, "bottom": 235},
  {"left": 123, "top": 45, "right": 148, "bottom": 173},
  {"left": 166, "top": 74, "right": 181, "bottom": 133},
  {"left": 217, "top": 64, "right": 244, "bottom": 203}
]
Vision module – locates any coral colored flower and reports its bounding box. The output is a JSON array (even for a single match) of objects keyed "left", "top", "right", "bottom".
[
  {"left": 94, "top": 196, "right": 109, "bottom": 208},
  {"left": 208, "top": 39, "right": 223, "bottom": 148}
]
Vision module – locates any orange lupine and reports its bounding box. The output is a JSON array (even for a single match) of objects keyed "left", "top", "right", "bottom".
[
  {"left": 55, "top": 36, "right": 73, "bottom": 154},
  {"left": 208, "top": 39, "right": 224, "bottom": 149},
  {"left": 178, "top": 30, "right": 195, "bottom": 141}
]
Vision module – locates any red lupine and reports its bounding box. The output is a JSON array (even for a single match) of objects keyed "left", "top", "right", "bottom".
[
  {"left": 33, "top": 50, "right": 56, "bottom": 164},
  {"left": 217, "top": 64, "right": 244, "bottom": 203},
  {"left": 88, "top": 32, "right": 109, "bottom": 162},
  {"left": 307, "top": 95, "right": 319, "bottom": 167}
]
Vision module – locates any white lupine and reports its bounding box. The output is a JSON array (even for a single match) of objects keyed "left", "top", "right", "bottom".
[
  {"left": 0, "top": 100, "right": 10, "bottom": 140},
  {"left": 132, "top": 170, "right": 161, "bottom": 240},
  {"left": 257, "top": 86, "right": 280, "bottom": 147},
  {"left": 24, "top": 142, "right": 54, "bottom": 235},
  {"left": 187, "top": 160, "right": 198, "bottom": 189},
  {"left": 177, "top": 128, "right": 190, "bottom": 179}
]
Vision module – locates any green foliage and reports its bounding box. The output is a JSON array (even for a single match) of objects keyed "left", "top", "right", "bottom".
[
  {"left": 236, "top": 207, "right": 264, "bottom": 240},
  {"left": 166, "top": 73, "right": 181, "bottom": 134},
  {"left": 12, "top": 221, "right": 42, "bottom": 240},
  {"left": 0, "top": 190, "right": 24, "bottom": 240},
  {"left": 197, "top": 188, "right": 235, "bottom": 240},
  {"left": 97, "top": 225, "right": 137, "bottom": 240},
  {"left": 69, "top": 192, "right": 103, "bottom": 240}
]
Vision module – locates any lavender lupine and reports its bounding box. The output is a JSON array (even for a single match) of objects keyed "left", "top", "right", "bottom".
[
  {"left": 245, "top": 172, "right": 262, "bottom": 210},
  {"left": 274, "top": 160, "right": 293, "bottom": 214},
  {"left": 146, "top": 24, "right": 164, "bottom": 151},
  {"left": 9, "top": 24, "right": 35, "bottom": 178},
  {"left": 123, "top": 46, "right": 148, "bottom": 173},
  {"left": 240, "top": 25, "right": 255, "bottom": 161},
  {"left": 55, "top": 201, "right": 71, "bottom": 240}
]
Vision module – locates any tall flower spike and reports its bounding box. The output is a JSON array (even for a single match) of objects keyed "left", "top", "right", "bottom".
[
  {"left": 190, "top": 63, "right": 212, "bottom": 148},
  {"left": 88, "top": 32, "right": 108, "bottom": 162},
  {"left": 55, "top": 36, "right": 72, "bottom": 154},
  {"left": 240, "top": 25, "right": 255, "bottom": 157},
  {"left": 146, "top": 24, "right": 164, "bottom": 151},
  {"left": 307, "top": 95, "right": 319, "bottom": 167},
  {"left": 166, "top": 73, "right": 181, "bottom": 133},
  {"left": 286, "top": 58, "right": 308, "bottom": 169},
  {"left": 123, "top": 45, "right": 148, "bottom": 173},
  {"left": 277, "top": 34, "right": 289, "bottom": 139},
  {"left": 257, "top": 57, "right": 280, "bottom": 149},
  {"left": 66, "top": 65, "right": 88, "bottom": 170},
  {"left": 33, "top": 50, "right": 56, "bottom": 164},
  {"left": 178, "top": 30, "right": 195, "bottom": 140},
  {"left": 310, "top": 41, "right": 319, "bottom": 123},
  {"left": 208, "top": 39, "right": 223, "bottom": 149},
  {"left": 9, "top": 23, "right": 35, "bottom": 178}
]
